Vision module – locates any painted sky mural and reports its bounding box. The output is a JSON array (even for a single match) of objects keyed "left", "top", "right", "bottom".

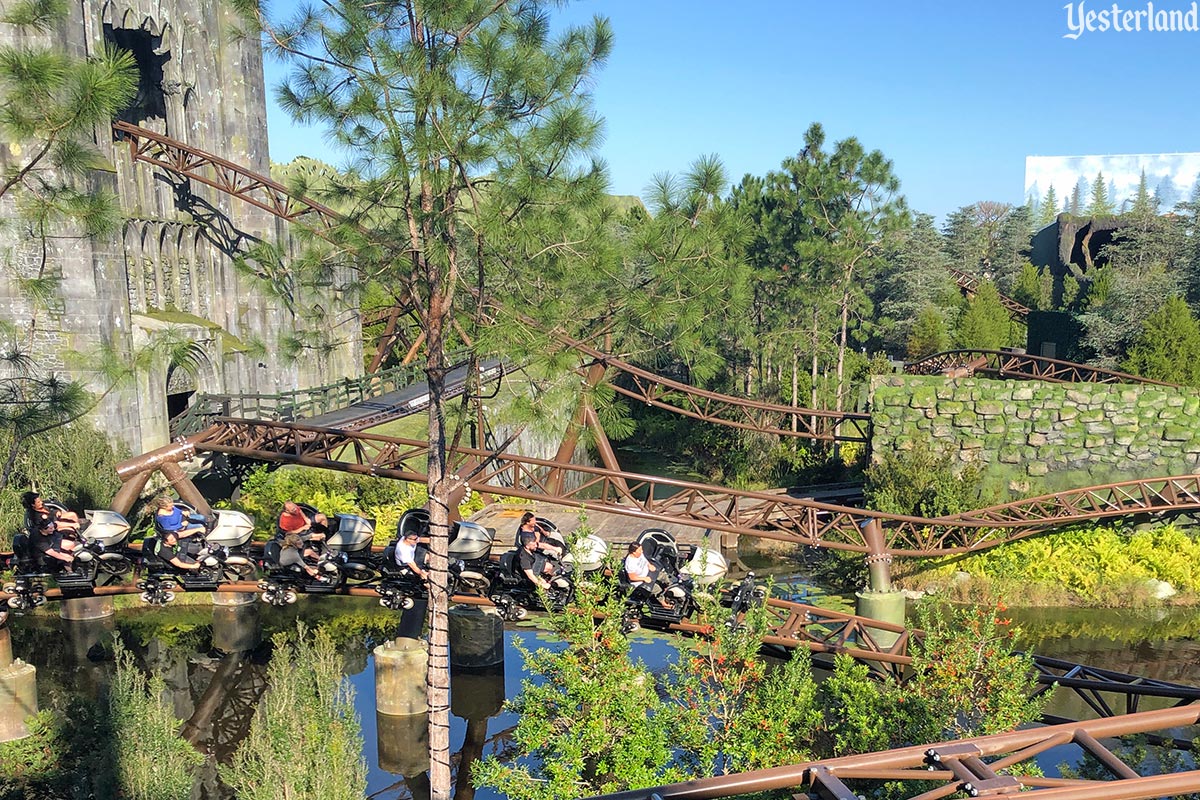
[{"left": 1025, "top": 153, "right": 1200, "bottom": 213}]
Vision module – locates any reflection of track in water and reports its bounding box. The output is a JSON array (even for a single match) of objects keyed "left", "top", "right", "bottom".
[{"left": 180, "top": 651, "right": 270, "bottom": 760}]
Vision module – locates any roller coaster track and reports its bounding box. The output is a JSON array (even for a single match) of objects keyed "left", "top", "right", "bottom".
[
  {"left": 906, "top": 349, "right": 1178, "bottom": 386},
  {"left": 947, "top": 266, "right": 1030, "bottom": 320},
  {"left": 589, "top": 705, "right": 1200, "bottom": 800},
  {"left": 178, "top": 418, "right": 1200, "bottom": 556}
]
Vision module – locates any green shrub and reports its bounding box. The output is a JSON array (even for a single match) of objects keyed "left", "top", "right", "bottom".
[
  {"left": 109, "top": 640, "right": 204, "bottom": 800},
  {"left": 221, "top": 623, "right": 366, "bottom": 800},
  {"left": 0, "top": 421, "right": 124, "bottom": 548},
  {"left": 903, "top": 523, "right": 1200, "bottom": 606},
  {"left": 866, "top": 437, "right": 995, "bottom": 517}
]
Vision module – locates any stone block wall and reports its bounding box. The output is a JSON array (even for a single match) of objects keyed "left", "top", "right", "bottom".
[
  {"left": 869, "top": 376, "right": 1200, "bottom": 498},
  {"left": 0, "top": 1, "right": 362, "bottom": 456}
]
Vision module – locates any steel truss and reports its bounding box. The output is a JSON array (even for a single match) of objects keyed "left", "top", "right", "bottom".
[
  {"left": 905, "top": 349, "right": 1177, "bottom": 386},
  {"left": 182, "top": 418, "right": 1200, "bottom": 556},
  {"left": 948, "top": 266, "right": 1031, "bottom": 319},
  {"left": 587, "top": 706, "right": 1200, "bottom": 800}
]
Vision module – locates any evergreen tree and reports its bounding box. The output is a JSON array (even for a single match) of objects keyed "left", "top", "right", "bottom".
[
  {"left": 953, "top": 281, "right": 1018, "bottom": 350},
  {"left": 1010, "top": 262, "right": 1051, "bottom": 311},
  {"left": 227, "top": 4, "right": 613, "bottom": 796},
  {"left": 905, "top": 304, "right": 950, "bottom": 360},
  {"left": 1130, "top": 169, "right": 1156, "bottom": 217},
  {"left": 1069, "top": 176, "right": 1087, "bottom": 215},
  {"left": 1036, "top": 185, "right": 1059, "bottom": 228},
  {"left": 1087, "top": 172, "right": 1114, "bottom": 216},
  {"left": 1154, "top": 175, "right": 1181, "bottom": 210},
  {"left": 874, "top": 214, "right": 957, "bottom": 356},
  {"left": 1121, "top": 296, "right": 1200, "bottom": 385}
]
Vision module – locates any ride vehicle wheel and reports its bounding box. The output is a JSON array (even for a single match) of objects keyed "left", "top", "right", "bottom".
[
  {"left": 163, "top": 592, "right": 176, "bottom": 604},
  {"left": 6, "top": 596, "right": 27, "bottom": 610},
  {"left": 284, "top": 590, "right": 298, "bottom": 604},
  {"left": 221, "top": 562, "right": 256, "bottom": 582},
  {"left": 509, "top": 605, "right": 528, "bottom": 621},
  {"left": 401, "top": 596, "right": 415, "bottom": 611},
  {"left": 3, "top": 583, "right": 15, "bottom": 593}
]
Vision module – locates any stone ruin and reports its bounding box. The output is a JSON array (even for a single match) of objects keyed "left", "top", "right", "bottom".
[{"left": 0, "top": 0, "right": 361, "bottom": 454}]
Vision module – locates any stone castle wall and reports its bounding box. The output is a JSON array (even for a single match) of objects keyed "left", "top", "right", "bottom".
[
  {"left": 869, "top": 376, "right": 1200, "bottom": 498},
  {"left": 0, "top": 0, "right": 361, "bottom": 455}
]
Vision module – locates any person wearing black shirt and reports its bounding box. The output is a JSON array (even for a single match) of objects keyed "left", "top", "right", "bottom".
[
  {"left": 517, "top": 532, "right": 555, "bottom": 590},
  {"left": 21, "top": 491, "right": 80, "bottom": 567},
  {"left": 158, "top": 530, "right": 201, "bottom": 571}
]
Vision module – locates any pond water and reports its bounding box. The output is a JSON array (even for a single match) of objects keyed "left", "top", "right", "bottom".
[{"left": 10, "top": 594, "right": 1200, "bottom": 798}]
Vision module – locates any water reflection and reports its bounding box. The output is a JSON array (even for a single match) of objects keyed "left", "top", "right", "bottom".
[{"left": 10, "top": 594, "right": 1200, "bottom": 798}]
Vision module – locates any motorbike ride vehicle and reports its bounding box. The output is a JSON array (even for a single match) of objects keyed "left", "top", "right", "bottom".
[
  {"left": 620, "top": 528, "right": 728, "bottom": 628},
  {"left": 5, "top": 503, "right": 135, "bottom": 610},
  {"left": 258, "top": 506, "right": 377, "bottom": 605},
  {"left": 138, "top": 504, "right": 256, "bottom": 604}
]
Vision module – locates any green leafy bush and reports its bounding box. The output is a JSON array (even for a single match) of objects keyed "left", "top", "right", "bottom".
[
  {"left": 903, "top": 523, "right": 1200, "bottom": 606},
  {"left": 866, "top": 437, "right": 995, "bottom": 517},
  {"left": 109, "top": 640, "right": 204, "bottom": 800},
  {"left": 221, "top": 623, "right": 366, "bottom": 800}
]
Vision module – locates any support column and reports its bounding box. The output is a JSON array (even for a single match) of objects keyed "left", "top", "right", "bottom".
[
  {"left": 59, "top": 596, "right": 115, "bottom": 621},
  {"left": 854, "top": 518, "right": 905, "bottom": 649},
  {"left": 374, "top": 638, "right": 428, "bottom": 716},
  {"left": 111, "top": 469, "right": 152, "bottom": 517},
  {"left": 159, "top": 461, "right": 212, "bottom": 517},
  {"left": 448, "top": 604, "right": 504, "bottom": 670},
  {"left": 211, "top": 590, "right": 256, "bottom": 608},
  {"left": 0, "top": 626, "right": 37, "bottom": 742}
]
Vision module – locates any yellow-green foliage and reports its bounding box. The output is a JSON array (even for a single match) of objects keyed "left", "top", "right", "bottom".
[
  {"left": 908, "top": 523, "right": 1200, "bottom": 606},
  {"left": 226, "top": 465, "right": 478, "bottom": 543}
]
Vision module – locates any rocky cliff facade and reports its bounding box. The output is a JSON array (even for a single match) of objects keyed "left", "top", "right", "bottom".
[{"left": 0, "top": 0, "right": 361, "bottom": 454}]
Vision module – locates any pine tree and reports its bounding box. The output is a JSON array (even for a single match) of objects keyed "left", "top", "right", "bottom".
[
  {"left": 1121, "top": 296, "right": 1200, "bottom": 385},
  {"left": 227, "top": 4, "right": 612, "bottom": 796},
  {"left": 1069, "top": 178, "right": 1086, "bottom": 215},
  {"left": 1036, "top": 186, "right": 1059, "bottom": 228},
  {"left": 954, "top": 282, "right": 1017, "bottom": 350},
  {"left": 905, "top": 305, "right": 950, "bottom": 360},
  {"left": 1087, "top": 172, "right": 1115, "bottom": 216},
  {"left": 1130, "top": 169, "right": 1156, "bottom": 217}
]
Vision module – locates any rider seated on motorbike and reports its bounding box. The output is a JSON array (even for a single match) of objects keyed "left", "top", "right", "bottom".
[
  {"left": 158, "top": 529, "right": 201, "bottom": 572},
  {"left": 22, "top": 491, "right": 81, "bottom": 569},
  {"left": 394, "top": 530, "right": 428, "bottom": 580},
  {"left": 22, "top": 491, "right": 81, "bottom": 536},
  {"left": 624, "top": 542, "right": 672, "bottom": 609},
  {"left": 518, "top": 511, "right": 562, "bottom": 560},
  {"left": 280, "top": 533, "right": 330, "bottom": 582},
  {"left": 154, "top": 497, "right": 206, "bottom": 553},
  {"left": 518, "top": 532, "right": 556, "bottom": 590},
  {"left": 278, "top": 502, "right": 328, "bottom": 547}
]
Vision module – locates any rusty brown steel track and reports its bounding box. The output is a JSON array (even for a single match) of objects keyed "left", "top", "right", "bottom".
[
  {"left": 176, "top": 418, "right": 1200, "bottom": 556},
  {"left": 948, "top": 266, "right": 1031, "bottom": 319},
  {"left": 587, "top": 705, "right": 1200, "bottom": 800},
  {"left": 906, "top": 348, "right": 1178, "bottom": 386},
  {"left": 114, "top": 120, "right": 340, "bottom": 232}
]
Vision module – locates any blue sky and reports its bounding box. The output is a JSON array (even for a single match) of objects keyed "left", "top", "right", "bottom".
[{"left": 263, "top": 0, "right": 1200, "bottom": 221}]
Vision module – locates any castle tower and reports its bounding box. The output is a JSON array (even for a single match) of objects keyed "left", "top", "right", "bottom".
[{"left": 0, "top": 0, "right": 361, "bottom": 454}]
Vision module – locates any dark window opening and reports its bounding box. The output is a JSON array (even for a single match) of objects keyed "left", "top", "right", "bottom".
[
  {"left": 104, "top": 24, "right": 170, "bottom": 125},
  {"left": 166, "top": 389, "right": 195, "bottom": 421}
]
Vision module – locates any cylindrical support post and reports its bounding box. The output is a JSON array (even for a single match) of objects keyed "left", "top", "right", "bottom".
[
  {"left": 59, "top": 596, "right": 115, "bottom": 621},
  {"left": 396, "top": 599, "right": 427, "bottom": 641},
  {"left": 211, "top": 591, "right": 256, "bottom": 607},
  {"left": 159, "top": 461, "right": 212, "bottom": 517},
  {"left": 374, "top": 638, "right": 428, "bottom": 717},
  {"left": 854, "top": 591, "right": 907, "bottom": 650},
  {"left": 212, "top": 602, "right": 262, "bottom": 654},
  {"left": 451, "top": 666, "right": 505, "bottom": 722},
  {"left": 0, "top": 627, "right": 37, "bottom": 742},
  {"left": 448, "top": 604, "right": 504, "bottom": 670},
  {"left": 861, "top": 518, "right": 892, "bottom": 593},
  {"left": 110, "top": 469, "right": 152, "bottom": 517}
]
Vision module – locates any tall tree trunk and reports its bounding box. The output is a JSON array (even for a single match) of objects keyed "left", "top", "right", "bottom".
[
  {"left": 790, "top": 347, "right": 798, "bottom": 437},
  {"left": 835, "top": 285, "right": 850, "bottom": 415},
  {"left": 809, "top": 305, "right": 820, "bottom": 436}
]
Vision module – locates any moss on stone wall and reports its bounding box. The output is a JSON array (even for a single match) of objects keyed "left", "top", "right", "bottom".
[{"left": 869, "top": 376, "right": 1200, "bottom": 499}]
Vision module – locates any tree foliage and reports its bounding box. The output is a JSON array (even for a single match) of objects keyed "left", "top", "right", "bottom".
[
  {"left": 222, "top": 624, "right": 367, "bottom": 800},
  {"left": 1121, "top": 295, "right": 1200, "bottom": 385},
  {"left": 953, "top": 281, "right": 1019, "bottom": 350}
]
